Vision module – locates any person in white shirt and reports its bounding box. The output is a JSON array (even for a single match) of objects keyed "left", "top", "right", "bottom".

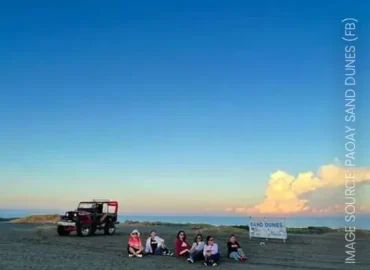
[
  {"left": 203, "top": 235, "right": 220, "bottom": 266},
  {"left": 144, "top": 230, "right": 174, "bottom": 256},
  {"left": 187, "top": 233, "right": 205, "bottom": 263}
]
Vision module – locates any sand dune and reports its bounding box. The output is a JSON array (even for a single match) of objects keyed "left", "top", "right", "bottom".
[
  {"left": 0, "top": 222, "right": 369, "bottom": 270},
  {"left": 10, "top": 214, "right": 61, "bottom": 224}
]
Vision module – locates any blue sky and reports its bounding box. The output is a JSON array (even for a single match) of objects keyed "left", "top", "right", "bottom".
[{"left": 0, "top": 0, "right": 369, "bottom": 213}]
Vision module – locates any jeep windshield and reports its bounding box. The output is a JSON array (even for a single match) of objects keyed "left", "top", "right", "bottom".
[{"left": 77, "top": 202, "right": 96, "bottom": 212}]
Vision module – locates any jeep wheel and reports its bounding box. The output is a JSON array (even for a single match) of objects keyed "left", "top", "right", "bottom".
[
  {"left": 77, "top": 223, "right": 92, "bottom": 237},
  {"left": 57, "top": 226, "right": 70, "bottom": 236},
  {"left": 104, "top": 222, "right": 115, "bottom": 235}
]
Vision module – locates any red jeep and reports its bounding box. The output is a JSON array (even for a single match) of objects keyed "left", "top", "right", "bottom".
[{"left": 57, "top": 199, "right": 119, "bottom": 237}]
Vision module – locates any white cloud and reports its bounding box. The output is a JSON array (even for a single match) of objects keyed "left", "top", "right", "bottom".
[{"left": 227, "top": 164, "right": 370, "bottom": 215}]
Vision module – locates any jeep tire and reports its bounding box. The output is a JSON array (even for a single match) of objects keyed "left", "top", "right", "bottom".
[
  {"left": 57, "top": 226, "right": 70, "bottom": 236},
  {"left": 76, "top": 223, "right": 92, "bottom": 237},
  {"left": 104, "top": 222, "right": 115, "bottom": 235}
]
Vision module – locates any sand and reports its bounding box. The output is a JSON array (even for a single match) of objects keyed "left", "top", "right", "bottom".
[{"left": 0, "top": 222, "right": 369, "bottom": 270}]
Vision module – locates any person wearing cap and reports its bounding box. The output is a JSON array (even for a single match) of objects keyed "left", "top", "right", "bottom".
[{"left": 127, "top": 229, "right": 144, "bottom": 257}]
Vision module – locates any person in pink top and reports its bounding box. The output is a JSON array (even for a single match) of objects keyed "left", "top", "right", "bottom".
[{"left": 127, "top": 229, "right": 144, "bottom": 257}]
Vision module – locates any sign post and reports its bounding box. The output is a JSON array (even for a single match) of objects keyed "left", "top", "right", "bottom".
[{"left": 249, "top": 217, "right": 287, "bottom": 242}]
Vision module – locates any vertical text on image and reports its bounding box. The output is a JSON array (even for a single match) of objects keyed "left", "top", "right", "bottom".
[{"left": 342, "top": 17, "right": 357, "bottom": 264}]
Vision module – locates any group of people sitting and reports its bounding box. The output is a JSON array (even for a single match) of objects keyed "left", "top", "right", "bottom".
[{"left": 127, "top": 229, "right": 247, "bottom": 266}]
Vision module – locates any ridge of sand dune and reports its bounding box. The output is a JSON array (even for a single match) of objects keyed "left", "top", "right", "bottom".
[
  {"left": 10, "top": 214, "right": 61, "bottom": 224},
  {"left": 1, "top": 223, "right": 369, "bottom": 270}
]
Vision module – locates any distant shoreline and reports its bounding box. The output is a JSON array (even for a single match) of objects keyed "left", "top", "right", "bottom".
[
  {"left": 0, "top": 217, "right": 19, "bottom": 222},
  {"left": 1, "top": 212, "right": 370, "bottom": 229},
  {"left": 2, "top": 214, "right": 370, "bottom": 237}
]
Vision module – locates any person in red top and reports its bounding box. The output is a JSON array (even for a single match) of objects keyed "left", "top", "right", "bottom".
[
  {"left": 127, "top": 229, "right": 144, "bottom": 257},
  {"left": 175, "top": 230, "right": 191, "bottom": 257}
]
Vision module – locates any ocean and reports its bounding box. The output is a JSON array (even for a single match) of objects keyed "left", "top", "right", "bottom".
[
  {"left": 1, "top": 209, "right": 369, "bottom": 229},
  {"left": 116, "top": 215, "right": 370, "bottom": 229}
]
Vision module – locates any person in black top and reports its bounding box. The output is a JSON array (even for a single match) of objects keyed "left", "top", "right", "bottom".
[
  {"left": 227, "top": 234, "right": 247, "bottom": 262},
  {"left": 150, "top": 237, "right": 158, "bottom": 252}
]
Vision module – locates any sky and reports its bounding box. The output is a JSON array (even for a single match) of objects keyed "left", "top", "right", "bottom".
[{"left": 0, "top": 0, "right": 369, "bottom": 216}]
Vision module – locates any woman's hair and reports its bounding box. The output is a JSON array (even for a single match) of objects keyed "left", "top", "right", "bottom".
[
  {"left": 194, "top": 233, "right": 203, "bottom": 243},
  {"left": 228, "top": 234, "right": 236, "bottom": 242},
  {"left": 206, "top": 235, "right": 214, "bottom": 244},
  {"left": 149, "top": 230, "right": 156, "bottom": 236},
  {"left": 177, "top": 230, "right": 187, "bottom": 240}
]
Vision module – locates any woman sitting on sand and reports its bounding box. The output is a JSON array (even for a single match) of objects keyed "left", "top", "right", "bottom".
[
  {"left": 145, "top": 230, "right": 173, "bottom": 256},
  {"left": 127, "top": 229, "right": 144, "bottom": 257},
  {"left": 187, "top": 233, "right": 205, "bottom": 263},
  {"left": 227, "top": 234, "right": 247, "bottom": 262},
  {"left": 175, "top": 230, "right": 191, "bottom": 257},
  {"left": 203, "top": 235, "right": 220, "bottom": 266}
]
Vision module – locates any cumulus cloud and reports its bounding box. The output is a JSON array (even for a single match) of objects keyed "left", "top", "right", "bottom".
[{"left": 227, "top": 164, "right": 370, "bottom": 215}]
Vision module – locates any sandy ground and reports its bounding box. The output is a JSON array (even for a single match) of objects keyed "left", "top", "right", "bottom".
[{"left": 0, "top": 223, "right": 369, "bottom": 270}]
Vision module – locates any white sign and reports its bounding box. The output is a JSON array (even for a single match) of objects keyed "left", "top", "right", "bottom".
[{"left": 249, "top": 217, "right": 287, "bottom": 241}]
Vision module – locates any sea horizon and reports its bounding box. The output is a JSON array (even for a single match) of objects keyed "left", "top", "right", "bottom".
[{"left": 1, "top": 208, "right": 369, "bottom": 229}]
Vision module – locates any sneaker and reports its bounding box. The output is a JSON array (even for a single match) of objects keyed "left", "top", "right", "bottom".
[
  {"left": 128, "top": 254, "right": 133, "bottom": 257},
  {"left": 212, "top": 262, "right": 218, "bottom": 267},
  {"left": 187, "top": 258, "right": 194, "bottom": 263},
  {"left": 136, "top": 254, "right": 143, "bottom": 258},
  {"left": 168, "top": 252, "right": 174, "bottom": 256},
  {"left": 204, "top": 262, "right": 208, "bottom": 266}
]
